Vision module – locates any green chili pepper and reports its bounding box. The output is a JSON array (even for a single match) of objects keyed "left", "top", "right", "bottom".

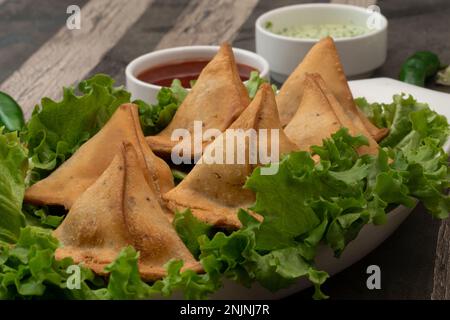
[
  {"left": 0, "top": 91, "right": 25, "bottom": 132},
  {"left": 399, "top": 51, "right": 441, "bottom": 87}
]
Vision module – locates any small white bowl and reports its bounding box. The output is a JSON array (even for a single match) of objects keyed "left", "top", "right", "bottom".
[
  {"left": 126, "top": 45, "right": 270, "bottom": 105},
  {"left": 255, "top": 3, "right": 388, "bottom": 83}
]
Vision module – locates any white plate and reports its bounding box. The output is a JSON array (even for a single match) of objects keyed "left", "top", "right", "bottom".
[{"left": 207, "top": 78, "right": 450, "bottom": 299}]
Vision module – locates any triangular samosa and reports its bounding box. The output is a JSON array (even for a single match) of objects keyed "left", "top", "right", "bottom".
[
  {"left": 284, "top": 74, "right": 342, "bottom": 151},
  {"left": 277, "top": 37, "right": 388, "bottom": 141},
  {"left": 146, "top": 43, "right": 250, "bottom": 159},
  {"left": 163, "top": 84, "right": 297, "bottom": 229},
  {"left": 285, "top": 73, "right": 378, "bottom": 155},
  {"left": 54, "top": 143, "right": 201, "bottom": 280},
  {"left": 25, "top": 103, "right": 174, "bottom": 209}
]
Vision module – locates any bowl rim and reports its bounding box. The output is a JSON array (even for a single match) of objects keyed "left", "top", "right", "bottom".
[
  {"left": 255, "top": 3, "right": 388, "bottom": 43},
  {"left": 125, "top": 45, "right": 270, "bottom": 91}
]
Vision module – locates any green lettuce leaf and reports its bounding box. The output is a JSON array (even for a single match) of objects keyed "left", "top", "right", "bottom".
[
  {"left": 0, "top": 226, "right": 102, "bottom": 299},
  {"left": 356, "top": 94, "right": 449, "bottom": 148},
  {"left": 173, "top": 209, "right": 213, "bottom": 258},
  {"left": 245, "top": 153, "right": 321, "bottom": 251},
  {"left": 22, "top": 204, "right": 65, "bottom": 229},
  {"left": 357, "top": 94, "right": 450, "bottom": 218},
  {"left": 136, "top": 79, "right": 188, "bottom": 136},
  {"left": 0, "top": 229, "right": 218, "bottom": 300},
  {"left": 0, "top": 129, "right": 28, "bottom": 243},
  {"left": 355, "top": 97, "right": 396, "bottom": 129},
  {"left": 152, "top": 258, "right": 221, "bottom": 300},
  {"left": 245, "top": 71, "right": 277, "bottom": 99},
  {"left": 247, "top": 129, "right": 382, "bottom": 255},
  {"left": 23, "top": 74, "right": 130, "bottom": 178},
  {"left": 97, "top": 245, "right": 220, "bottom": 300},
  {"left": 197, "top": 210, "right": 328, "bottom": 299},
  {"left": 95, "top": 246, "right": 155, "bottom": 300},
  {"left": 171, "top": 168, "right": 188, "bottom": 184}
]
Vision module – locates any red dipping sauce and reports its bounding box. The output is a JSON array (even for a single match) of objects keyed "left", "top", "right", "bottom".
[{"left": 137, "top": 59, "right": 256, "bottom": 88}]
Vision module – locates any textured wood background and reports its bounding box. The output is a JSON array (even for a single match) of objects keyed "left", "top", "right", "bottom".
[{"left": 0, "top": 0, "right": 449, "bottom": 300}]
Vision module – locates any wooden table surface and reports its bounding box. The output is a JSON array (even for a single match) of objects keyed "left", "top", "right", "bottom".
[{"left": 1, "top": 0, "right": 449, "bottom": 300}]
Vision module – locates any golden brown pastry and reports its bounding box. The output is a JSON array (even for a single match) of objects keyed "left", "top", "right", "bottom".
[
  {"left": 163, "top": 84, "right": 297, "bottom": 229},
  {"left": 54, "top": 143, "right": 201, "bottom": 281},
  {"left": 25, "top": 103, "right": 173, "bottom": 209},
  {"left": 146, "top": 43, "right": 250, "bottom": 159},
  {"left": 285, "top": 73, "right": 379, "bottom": 155},
  {"left": 284, "top": 74, "right": 342, "bottom": 151},
  {"left": 276, "top": 37, "right": 388, "bottom": 141}
]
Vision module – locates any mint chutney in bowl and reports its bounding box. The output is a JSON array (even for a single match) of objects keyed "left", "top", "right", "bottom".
[
  {"left": 266, "top": 22, "right": 371, "bottom": 40},
  {"left": 255, "top": 3, "right": 388, "bottom": 82}
]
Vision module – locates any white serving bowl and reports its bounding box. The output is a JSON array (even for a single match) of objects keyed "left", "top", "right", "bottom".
[
  {"left": 255, "top": 3, "right": 388, "bottom": 83},
  {"left": 126, "top": 45, "right": 270, "bottom": 105}
]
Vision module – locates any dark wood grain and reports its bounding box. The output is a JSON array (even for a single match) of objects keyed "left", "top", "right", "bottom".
[
  {"left": 89, "top": 0, "right": 259, "bottom": 86},
  {"left": 155, "top": 0, "right": 258, "bottom": 49},
  {"left": 374, "top": 0, "right": 450, "bottom": 94},
  {"left": 0, "top": 0, "right": 154, "bottom": 118},
  {"left": 88, "top": 0, "right": 191, "bottom": 84},
  {"left": 0, "top": 0, "right": 88, "bottom": 84},
  {"left": 432, "top": 218, "right": 450, "bottom": 299}
]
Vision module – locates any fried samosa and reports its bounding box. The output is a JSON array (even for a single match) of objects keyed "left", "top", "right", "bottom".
[
  {"left": 146, "top": 43, "right": 250, "bottom": 159},
  {"left": 285, "top": 73, "right": 379, "bottom": 155},
  {"left": 284, "top": 74, "right": 341, "bottom": 151},
  {"left": 25, "top": 103, "right": 174, "bottom": 209},
  {"left": 163, "top": 84, "right": 297, "bottom": 229},
  {"left": 54, "top": 143, "right": 201, "bottom": 280},
  {"left": 277, "top": 37, "right": 388, "bottom": 141}
]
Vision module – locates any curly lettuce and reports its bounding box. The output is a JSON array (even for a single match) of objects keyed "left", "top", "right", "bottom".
[
  {"left": 0, "top": 226, "right": 102, "bottom": 299},
  {"left": 135, "top": 79, "right": 187, "bottom": 136},
  {"left": 23, "top": 74, "right": 131, "bottom": 178},
  {"left": 0, "top": 130, "right": 28, "bottom": 243},
  {"left": 357, "top": 94, "right": 450, "bottom": 218},
  {"left": 245, "top": 71, "right": 277, "bottom": 99}
]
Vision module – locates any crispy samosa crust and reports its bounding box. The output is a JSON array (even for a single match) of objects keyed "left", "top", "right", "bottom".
[
  {"left": 277, "top": 37, "right": 388, "bottom": 141},
  {"left": 163, "top": 84, "right": 297, "bottom": 229},
  {"left": 285, "top": 73, "right": 378, "bottom": 155},
  {"left": 146, "top": 43, "right": 250, "bottom": 159},
  {"left": 25, "top": 103, "right": 174, "bottom": 209},
  {"left": 284, "top": 74, "right": 342, "bottom": 151},
  {"left": 54, "top": 143, "right": 201, "bottom": 281}
]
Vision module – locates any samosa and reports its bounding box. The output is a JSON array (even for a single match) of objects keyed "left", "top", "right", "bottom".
[
  {"left": 285, "top": 73, "right": 379, "bottom": 155},
  {"left": 54, "top": 143, "right": 202, "bottom": 280},
  {"left": 25, "top": 103, "right": 173, "bottom": 209},
  {"left": 163, "top": 84, "right": 297, "bottom": 229},
  {"left": 146, "top": 43, "right": 250, "bottom": 159},
  {"left": 284, "top": 74, "right": 341, "bottom": 151},
  {"left": 277, "top": 37, "right": 388, "bottom": 141}
]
